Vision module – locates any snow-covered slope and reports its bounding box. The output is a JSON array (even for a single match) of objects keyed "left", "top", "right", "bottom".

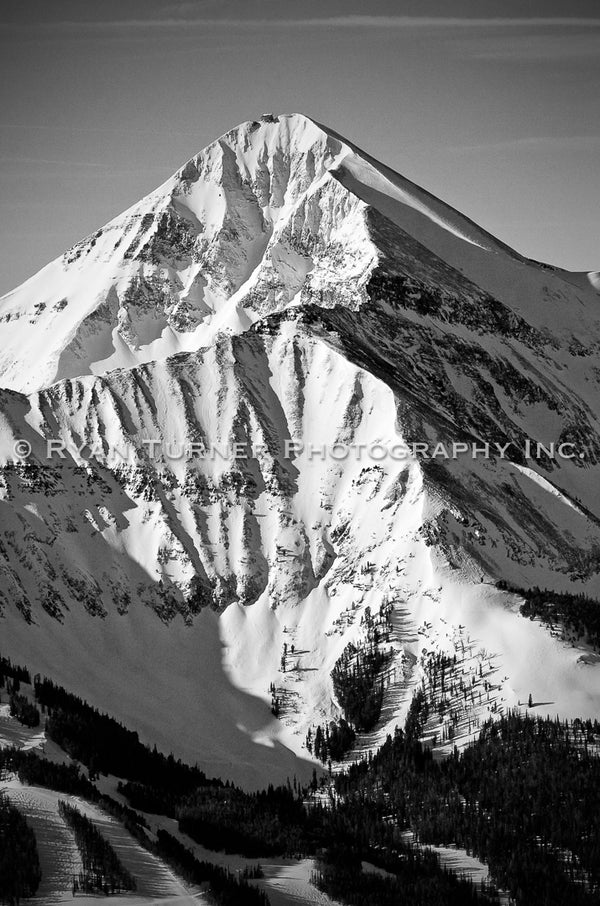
[{"left": 1, "top": 113, "right": 600, "bottom": 786}]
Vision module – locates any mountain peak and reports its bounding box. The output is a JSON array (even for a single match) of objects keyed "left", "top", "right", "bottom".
[
  {"left": 2, "top": 115, "right": 600, "bottom": 793},
  {"left": 0, "top": 115, "right": 598, "bottom": 395},
  {"left": 0, "top": 112, "right": 354, "bottom": 393}
]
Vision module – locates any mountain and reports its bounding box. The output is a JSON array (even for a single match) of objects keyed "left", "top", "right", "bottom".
[{"left": 1, "top": 113, "right": 600, "bottom": 789}]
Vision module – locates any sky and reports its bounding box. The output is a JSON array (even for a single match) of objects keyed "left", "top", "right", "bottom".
[{"left": 1, "top": 0, "right": 599, "bottom": 294}]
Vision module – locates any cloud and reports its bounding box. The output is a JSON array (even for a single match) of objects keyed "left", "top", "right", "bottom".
[
  {"left": 5, "top": 15, "right": 600, "bottom": 32},
  {"left": 257, "top": 16, "right": 600, "bottom": 30}
]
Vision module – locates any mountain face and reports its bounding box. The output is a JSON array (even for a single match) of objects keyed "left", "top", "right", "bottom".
[{"left": 1, "top": 113, "right": 600, "bottom": 788}]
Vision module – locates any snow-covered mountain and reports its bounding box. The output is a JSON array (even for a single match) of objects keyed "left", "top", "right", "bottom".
[{"left": 1, "top": 113, "right": 600, "bottom": 788}]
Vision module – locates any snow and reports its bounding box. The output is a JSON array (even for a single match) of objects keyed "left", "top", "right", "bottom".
[
  {"left": 0, "top": 115, "right": 354, "bottom": 394},
  {"left": 94, "top": 779, "right": 344, "bottom": 906},
  {"left": 0, "top": 110, "right": 599, "bottom": 793},
  {"left": 0, "top": 702, "right": 44, "bottom": 752},
  {"left": 0, "top": 603, "right": 318, "bottom": 792},
  {"left": 0, "top": 778, "right": 207, "bottom": 905},
  {"left": 256, "top": 860, "right": 343, "bottom": 906},
  {"left": 1, "top": 314, "right": 600, "bottom": 784},
  {"left": 512, "top": 462, "right": 585, "bottom": 515},
  {"left": 587, "top": 271, "right": 600, "bottom": 292},
  {"left": 401, "top": 832, "right": 511, "bottom": 905},
  {"left": 336, "top": 153, "right": 493, "bottom": 251}
]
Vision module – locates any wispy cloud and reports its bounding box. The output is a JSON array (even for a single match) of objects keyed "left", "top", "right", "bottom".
[{"left": 5, "top": 15, "right": 600, "bottom": 32}]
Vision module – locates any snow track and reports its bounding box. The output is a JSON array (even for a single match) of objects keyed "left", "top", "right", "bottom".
[{"left": 1, "top": 779, "right": 206, "bottom": 905}]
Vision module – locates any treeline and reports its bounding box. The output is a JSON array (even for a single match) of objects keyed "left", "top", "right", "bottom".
[
  {"left": 1, "top": 733, "right": 271, "bottom": 905},
  {"left": 155, "top": 829, "right": 270, "bottom": 905},
  {"left": 332, "top": 641, "right": 391, "bottom": 732},
  {"left": 95, "top": 799, "right": 272, "bottom": 906},
  {"left": 0, "top": 747, "right": 148, "bottom": 834},
  {"left": 308, "top": 604, "right": 398, "bottom": 764},
  {"left": 443, "top": 714, "right": 600, "bottom": 900},
  {"left": 43, "top": 674, "right": 501, "bottom": 905},
  {"left": 9, "top": 693, "right": 40, "bottom": 728},
  {"left": 175, "top": 782, "right": 500, "bottom": 903},
  {"left": 117, "top": 780, "right": 179, "bottom": 819},
  {"left": 335, "top": 706, "right": 600, "bottom": 906},
  {"left": 6, "top": 651, "right": 600, "bottom": 905},
  {"left": 58, "top": 800, "right": 136, "bottom": 895},
  {"left": 403, "top": 687, "right": 430, "bottom": 741},
  {"left": 178, "top": 783, "right": 311, "bottom": 857},
  {"left": 306, "top": 718, "right": 356, "bottom": 763},
  {"left": 88, "top": 786, "right": 271, "bottom": 905},
  {"left": 0, "top": 654, "right": 31, "bottom": 685},
  {"left": 0, "top": 746, "right": 95, "bottom": 796},
  {"left": 511, "top": 584, "right": 600, "bottom": 651},
  {"left": 0, "top": 796, "right": 41, "bottom": 905},
  {"left": 119, "top": 778, "right": 317, "bottom": 855},
  {"left": 35, "top": 676, "right": 220, "bottom": 791},
  {"left": 312, "top": 845, "right": 499, "bottom": 906}
]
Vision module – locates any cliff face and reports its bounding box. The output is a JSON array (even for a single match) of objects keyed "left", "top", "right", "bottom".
[{"left": 1, "top": 113, "right": 599, "bottom": 787}]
